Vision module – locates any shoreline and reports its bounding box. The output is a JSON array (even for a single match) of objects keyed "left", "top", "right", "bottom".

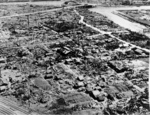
[
  {"left": 89, "top": 6, "right": 150, "bottom": 37},
  {"left": 114, "top": 11, "right": 150, "bottom": 27}
]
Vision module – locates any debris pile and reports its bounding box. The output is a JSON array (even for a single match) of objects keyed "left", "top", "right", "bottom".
[{"left": 0, "top": 5, "right": 149, "bottom": 115}]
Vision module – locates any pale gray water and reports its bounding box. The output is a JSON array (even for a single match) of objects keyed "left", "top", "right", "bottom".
[{"left": 89, "top": 6, "right": 150, "bottom": 37}]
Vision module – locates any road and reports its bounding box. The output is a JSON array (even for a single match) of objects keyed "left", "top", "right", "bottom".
[
  {"left": 74, "top": 9, "right": 150, "bottom": 53},
  {"left": 0, "top": 6, "right": 74, "bottom": 20}
]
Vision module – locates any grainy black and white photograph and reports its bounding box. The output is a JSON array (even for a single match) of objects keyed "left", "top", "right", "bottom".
[{"left": 0, "top": 0, "right": 149, "bottom": 115}]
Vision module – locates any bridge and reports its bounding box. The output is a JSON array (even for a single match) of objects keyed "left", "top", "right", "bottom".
[{"left": 62, "top": 0, "right": 81, "bottom": 6}]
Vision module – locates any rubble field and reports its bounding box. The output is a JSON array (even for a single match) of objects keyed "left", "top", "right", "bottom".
[
  {"left": 77, "top": 8, "right": 150, "bottom": 50},
  {"left": 0, "top": 4, "right": 149, "bottom": 115}
]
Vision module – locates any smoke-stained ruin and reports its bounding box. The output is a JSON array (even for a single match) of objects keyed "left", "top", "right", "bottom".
[{"left": 0, "top": 1, "right": 149, "bottom": 115}]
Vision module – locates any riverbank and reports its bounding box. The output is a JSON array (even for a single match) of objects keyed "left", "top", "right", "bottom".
[
  {"left": 89, "top": 6, "right": 149, "bottom": 33},
  {"left": 114, "top": 10, "right": 150, "bottom": 27}
]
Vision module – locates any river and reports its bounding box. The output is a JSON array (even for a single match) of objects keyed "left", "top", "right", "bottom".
[{"left": 89, "top": 6, "right": 150, "bottom": 37}]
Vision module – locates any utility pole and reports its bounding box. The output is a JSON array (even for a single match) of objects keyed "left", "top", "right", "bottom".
[
  {"left": 0, "top": 67, "right": 1, "bottom": 78},
  {"left": 27, "top": 15, "right": 30, "bottom": 37},
  {"left": 27, "top": 15, "right": 30, "bottom": 29}
]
